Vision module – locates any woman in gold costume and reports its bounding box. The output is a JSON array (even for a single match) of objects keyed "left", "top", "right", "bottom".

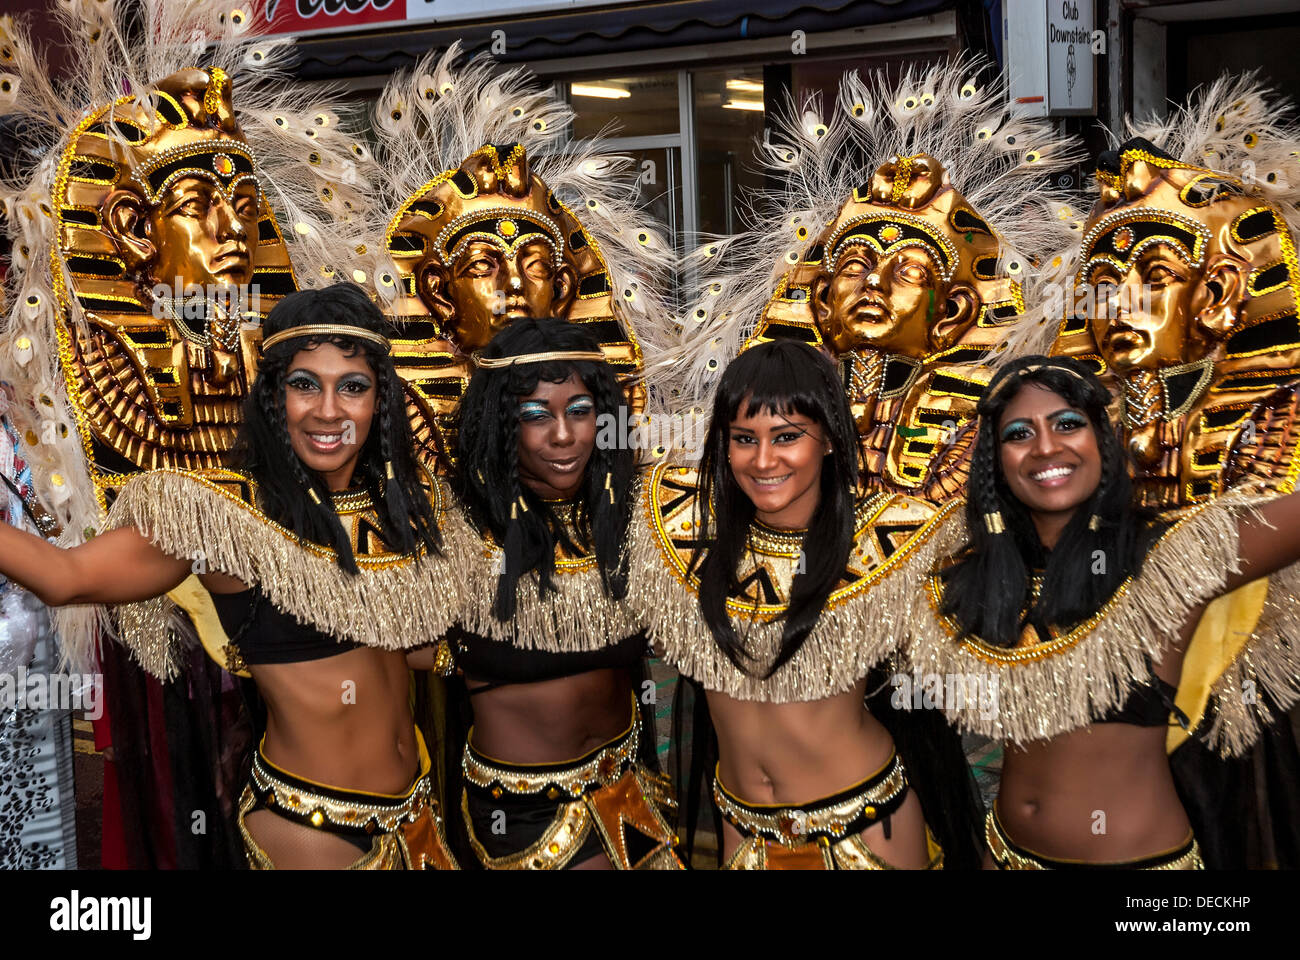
[
  {"left": 422, "top": 317, "right": 682, "bottom": 870},
  {"left": 632, "top": 338, "right": 982, "bottom": 869},
  {"left": 0, "top": 284, "right": 462, "bottom": 869},
  {"left": 909, "top": 355, "right": 1300, "bottom": 869}
]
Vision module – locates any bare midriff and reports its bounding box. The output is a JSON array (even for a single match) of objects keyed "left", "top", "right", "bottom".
[
  {"left": 465, "top": 667, "right": 633, "bottom": 764},
  {"left": 994, "top": 641, "right": 1195, "bottom": 864},
  {"left": 708, "top": 679, "right": 931, "bottom": 867},
  {"left": 253, "top": 645, "right": 419, "bottom": 794},
  {"left": 997, "top": 724, "right": 1192, "bottom": 861}
]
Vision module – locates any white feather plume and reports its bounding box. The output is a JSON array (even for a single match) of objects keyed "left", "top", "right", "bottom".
[
  {"left": 355, "top": 42, "right": 679, "bottom": 409},
  {"left": 671, "top": 57, "right": 1086, "bottom": 407},
  {"left": 1125, "top": 72, "right": 1300, "bottom": 234}
]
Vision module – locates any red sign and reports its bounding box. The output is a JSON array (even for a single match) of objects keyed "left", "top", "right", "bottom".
[{"left": 257, "top": 0, "right": 404, "bottom": 37}]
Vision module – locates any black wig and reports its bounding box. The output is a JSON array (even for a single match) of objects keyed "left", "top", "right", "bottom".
[
  {"left": 695, "top": 338, "right": 860, "bottom": 678},
  {"left": 452, "top": 317, "right": 635, "bottom": 620},
  {"left": 232, "top": 282, "right": 441, "bottom": 574},
  {"left": 941, "top": 354, "right": 1161, "bottom": 646}
]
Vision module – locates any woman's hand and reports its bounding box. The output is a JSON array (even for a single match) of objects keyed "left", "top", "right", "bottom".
[{"left": 0, "top": 521, "right": 193, "bottom": 607}]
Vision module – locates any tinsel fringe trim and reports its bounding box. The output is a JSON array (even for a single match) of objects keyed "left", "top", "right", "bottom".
[
  {"left": 81, "top": 469, "right": 467, "bottom": 680},
  {"left": 906, "top": 488, "right": 1300, "bottom": 754},
  {"left": 1202, "top": 559, "right": 1300, "bottom": 757},
  {"left": 626, "top": 484, "right": 961, "bottom": 703},
  {"left": 446, "top": 497, "right": 641, "bottom": 653}
]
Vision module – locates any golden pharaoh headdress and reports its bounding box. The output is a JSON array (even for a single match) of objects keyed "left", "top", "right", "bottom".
[
  {"left": 673, "top": 59, "right": 1081, "bottom": 499},
  {"left": 0, "top": 2, "right": 378, "bottom": 672},
  {"left": 0, "top": 2, "right": 377, "bottom": 526},
  {"left": 46, "top": 67, "right": 296, "bottom": 478},
  {"left": 349, "top": 43, "right": 675, "bottom": 466},
  {"left": 1051, "top": 76, "right": 1300, "bottom": 510}
]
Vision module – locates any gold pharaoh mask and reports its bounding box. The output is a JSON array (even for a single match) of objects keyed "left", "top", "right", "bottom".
[
  {"left": 749, "top": 152, "right": 1023, "bottom": 495},
  {"left": 1053, "top": 139, "right": 1300, "bottom": 509},
  {"left": 53, "top": 66, "right": 297, "bottom": 501},
  {"left": 381, "top": 142, "right": 644, "bottom": 462}
]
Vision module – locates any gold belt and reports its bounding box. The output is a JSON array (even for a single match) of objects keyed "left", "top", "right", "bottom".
[
  {"left": 986, "top": 804, "right": 1204, "bottom": 870},
  {"left": 462, "top": 703, "right": 640, "bottom": 801},
  {"left": 713, "top": 750, "right": 909, "bottom": 847},
  {"left": 250, "top": 732, "right": 435, "bottom": 834},
  {"left": 459, "top": 702, "right": 683, "bottom": 870}
]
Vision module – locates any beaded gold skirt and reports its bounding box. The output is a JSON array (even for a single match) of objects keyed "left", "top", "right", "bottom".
[
  {"left": 460, "top": 704, "right": 684, "bottom": 869},
  {"left": 238, "top": 727, "right": 458, "bottom": 870},
  {"left": 716, "top": 750, "right": 945, "bottom": 870}
]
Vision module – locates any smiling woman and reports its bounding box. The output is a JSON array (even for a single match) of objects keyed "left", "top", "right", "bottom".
[
  {"left": 0, "top": 284, "right": 467, "bottom": 870},
  {"left": 434, "top": 317, "right": 684, "bottom": 871},
  {"left": 631, "top": 339, "right": 983, "bottom": 870},
  {"left": 908, "top": 354, "right": 1300, "bottom": 869}
]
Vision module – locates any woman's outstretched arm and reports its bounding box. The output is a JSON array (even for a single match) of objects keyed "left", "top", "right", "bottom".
[
  {"left": 1225, "top": 490, "right": 1300, "bottom": 592},
  {"left": 0, "top": 520, "right": 193, "bottom": 606}
]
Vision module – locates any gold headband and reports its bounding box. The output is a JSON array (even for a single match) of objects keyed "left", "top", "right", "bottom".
[
  {"left": 472, "top": 349, "right": 608, "bottom": 369},
  {"left": 984, "top": 363, "right": 1092, "bottom": 402},
  {"left": 261, "top": 324, "right": 392, "bottom": 353}
]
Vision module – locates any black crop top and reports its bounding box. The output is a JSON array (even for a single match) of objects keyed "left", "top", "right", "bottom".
[
  {"left": 1096, "top": 674, "right": 1190, "bottom": 729},
  {"left": 209, "top": 588, "right": 362, "bottom": 666},
  {"left": 450, "top": 625, "right": 648, "bottom": 694}
]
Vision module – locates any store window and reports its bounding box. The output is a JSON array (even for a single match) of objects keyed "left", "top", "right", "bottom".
[
  {"left": 566, "top": 67, "right": 771, "bottom": 254},
  {"left": 568, "top": 72, "right": 685, "bottom": 250},
  {"left": 569, "top": 73, "right": 679, "bottom": 139},
  {"left": 692, "top": 68, "right": 767, "bottom": 237}
]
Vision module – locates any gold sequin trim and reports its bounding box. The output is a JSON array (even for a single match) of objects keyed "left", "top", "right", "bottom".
[
  {"left": 462, "top": 704, "right": 639, "bottom": 799},
  {"left": 712, "top": 751, "right": 907, "bottom": 847}
]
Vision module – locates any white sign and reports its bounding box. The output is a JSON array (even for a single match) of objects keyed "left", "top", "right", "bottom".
[
  {"left": 1047, "top": 0, "right": 1095, "bottom": 114},
  {"left": 261, "top": 0, "right": 652, "bottom": 39},
  {"left": 1005, "top": 0, "right": 1097, "bottom": 117}
]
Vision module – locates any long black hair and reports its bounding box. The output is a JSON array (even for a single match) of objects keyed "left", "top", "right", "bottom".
[
  {"left": 941, "top": 354, "right": 1160, "bottom": 646},
  {"left": 232, "top": 282, "right": 441, "bottom": 574},
  {"left": 452, "top": 317, "right": 635, "bottom": 620},
  {"left": 695, "top": 339, "right": 860, "bottom": 678}
]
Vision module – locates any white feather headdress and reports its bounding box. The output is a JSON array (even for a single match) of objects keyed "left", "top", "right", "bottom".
[
  {"left": 1124, "top": 71, "right": 1300, "bottom": 230},
  {"left": 671, "top": 57, "right": 1087, "bottom": 405},
  {"left": 350, "top": 42, "right": 678, "bottom": 402}
]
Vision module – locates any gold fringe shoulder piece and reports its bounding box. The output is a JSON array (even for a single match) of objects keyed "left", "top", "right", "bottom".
[
  {"left": 1199, "top": 558, "right": 1300, "bottom": 757},
  {"left": 628, "top": 460, "right": 962, "bottom": 703},
  {"left": 92, "top": 468, "right": 466, "bottom": 680},
  {"left": 444, "top": 488, "right": 640, "bottom": 653},
  {"left": 905, "top": 487, "right": 1292, "bottom": 751}
]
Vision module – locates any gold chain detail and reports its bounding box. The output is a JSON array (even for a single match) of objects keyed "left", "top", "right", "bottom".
[
  {"left": 204, "top": 68, "right": 227, "bottom": 117},
  {"left": 462, "top": 708, "right": 639, "bottom": 799},
  {"left": 713, "top": 753, "right": 907, "bottom": 847},
  {"left": 986, "top": 808, "right": 1203, "bottom": 870}
]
